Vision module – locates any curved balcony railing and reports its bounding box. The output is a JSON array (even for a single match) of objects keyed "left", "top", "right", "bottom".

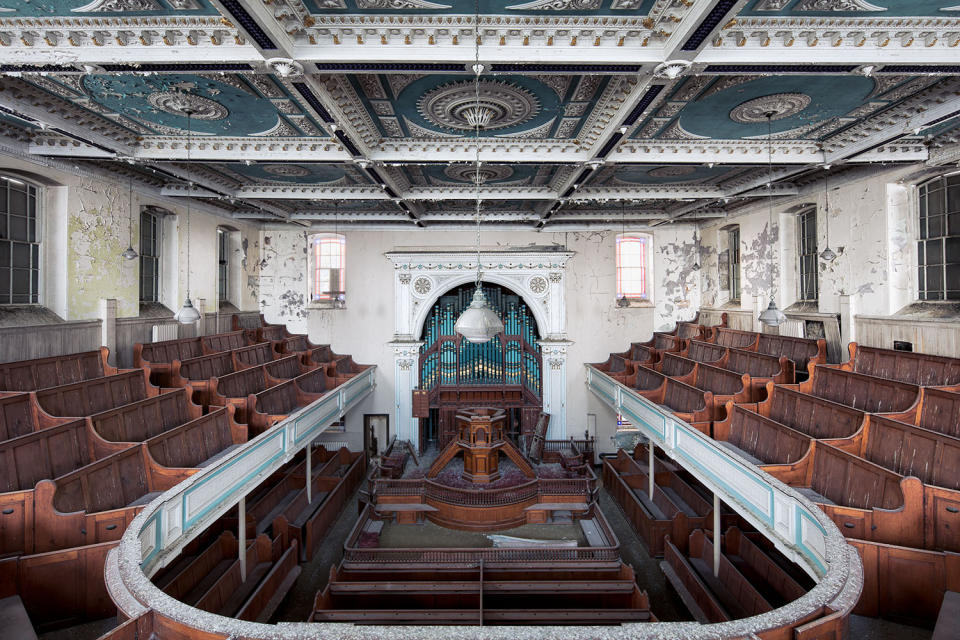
[{"left": 106, "top": 362, "right": 861, "bottom": 639}]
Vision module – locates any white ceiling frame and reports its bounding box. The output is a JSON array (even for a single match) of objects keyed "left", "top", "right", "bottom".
[
  {"left": 134, "top": 136, "right": 351, "bottom": 161},
  {"left": 238, "top": 185, "right": 391, "bottom": 199}
]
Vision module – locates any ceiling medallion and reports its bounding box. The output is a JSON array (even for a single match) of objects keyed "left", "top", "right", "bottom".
[
  {"left": 444, "top": 164, "right": 514, "bottom": 184},
  {"left": 262, "top": 164, "right": 311, "bottom": 177},
  {"left": 729, "top": 93, "right": 812, "bottom": 124},
  {"left": 418, "top": 80, "right": 540, "bottom": 132},
  {"left": 147, "top": 91, "right": 228, "bottom": 121},
  {"left": 653, "top": 60, "right": 692, "bottom": 80},
  {"left": 647, "top": 166, "right": 697, "bottom": 178}
]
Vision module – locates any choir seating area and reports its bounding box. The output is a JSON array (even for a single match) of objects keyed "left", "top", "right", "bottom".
[
  {"left": 0, "top": 314, "right": 370, "bottom": 636},
  {"left": 595, "top": 321, "right": 960, "bottom": 629}
]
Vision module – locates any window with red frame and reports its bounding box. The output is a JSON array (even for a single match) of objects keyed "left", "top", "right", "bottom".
[
  {"left": 616, "top": 234, "right": 651, "bottom": 300},
  {"left": 311, "top": 234, "right": 345, "bottom": 302}
]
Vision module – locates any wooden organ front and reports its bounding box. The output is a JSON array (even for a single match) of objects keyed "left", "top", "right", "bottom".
[{"left": 418, "top": 283, "right": 543, "bottom": 450}]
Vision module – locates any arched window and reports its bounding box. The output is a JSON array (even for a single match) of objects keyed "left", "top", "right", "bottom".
[
  {"left": 917, "top": 174, "right": 960, "bottom": 301},
  {"left": 0, "top": 174, "right": 40, "bottom": 305},
  {"left": 616, "top": 233, "right": 653, "bottom": 302},
  {"left": 308, "top": 233, "right": 346, "bottom": 305}
]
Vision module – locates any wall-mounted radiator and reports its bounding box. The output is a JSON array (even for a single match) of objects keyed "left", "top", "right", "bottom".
[{"left": 152, "top": 324, "right": 179, "bottom": 342}]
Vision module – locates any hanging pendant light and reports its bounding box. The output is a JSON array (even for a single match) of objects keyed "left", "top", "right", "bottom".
[
  {"left": 692, "top": 224, "right": 701, "bottom": 271},
  {"left": 759, "top": 112, "right": 786, "bottom": 328},
  {"left": 121, "top": 172, "right": 139, "bottom": 260},
  {"left": 175, "top": 109, "right": 202, "bottom": 325},
  {"left": 616, "top": 202, "right": 630, "bottom": 307},
  {"left": 454, "top": 1, "right": 504, "bottom": 344},
  {"left": 819, "top": 168, "right": 837, "bottom": 262}
]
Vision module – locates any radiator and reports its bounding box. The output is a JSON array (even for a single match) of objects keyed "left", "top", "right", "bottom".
[
  {"left": 152, "top": 324, "right": 179, "bottom": 342},
  {"left": 317, "top": 440, "right": 350, "bottom": 451},
  {"left": 779, "top": 318, "right": 805, "bottom": 338}
]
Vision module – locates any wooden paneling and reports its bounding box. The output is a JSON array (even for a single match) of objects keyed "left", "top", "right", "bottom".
[
  {"left": 855, "top": 315, "right": 960, "bottom": 359},
  {"left": 0, "top": 322, "right": 101, "bottom": 366}
]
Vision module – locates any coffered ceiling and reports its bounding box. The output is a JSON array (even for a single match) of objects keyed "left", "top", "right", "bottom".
[{"left": 0, "top": 0, "right": 958, "bottom": 228}]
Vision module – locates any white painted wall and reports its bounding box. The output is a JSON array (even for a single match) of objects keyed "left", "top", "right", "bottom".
[{"left": 259, "top": 225, "right": 700, "bottom": 453}]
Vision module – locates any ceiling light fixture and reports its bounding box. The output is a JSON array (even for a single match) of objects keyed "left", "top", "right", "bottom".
[
  {"left": 175, "top": 109, "right": 202, "bottom": 325},
  {"left": 454, "top": 0, "right": 504, "bottom": 344},
  {"left": 820, "top": 168, "right": 837, "bottom": 262},
  {"left": 121, "top": 171, "right": 139, "bottom": 261},
  {"left": 758, "top": 111, "right": 786, "bottom": 328}
]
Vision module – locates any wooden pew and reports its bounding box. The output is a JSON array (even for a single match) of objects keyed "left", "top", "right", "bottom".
[
  {"left": 209, "top": 366, "right": 270, "bottom": 424},
  {"left": 672, "top": 321, "right": 707, "bottom": 342},
  {"left": 145, "top": 406, "right": 246, "bottom": 470},
  {"left": 754, "top": 382, "right": 867, "bottom": 441},
  {"left": 277, "top": 334, "right": 321, "bottom": 357},
  {"left": 200, "top": 330, "right": 248, "bottom": 355},
  {"left": 590, "top": 354, "right": 636, "bottom": 383},
  {"left": 32, "top": 444, "right": 195, "bottom": 552},
  {"left": 0, "top": 392, "right": 72, "bottom": 441},
  {"left": 837, "top": 343, "right": 960, "bottom": 387},
  {"left": 169, "top": 351, "right": 235, "bottom": 406},
  {"left": 715, "top": 348, "right": 793, "bottom": 401},
  {"left": 661, "top": 529, "right": 772, "bottom": 623},
  {"left": 756, "top": 333, "right": 825, "bottom": 380},
  {"left": 709, "top": 327, "right": 760, "bottom": 351},
  {"left": 0, "top": 347, "right": 117, "bottom": 392},
  {"left": 796, "top": 365, "right": 920, "bottom": 414},
  {"left": 329, "top": 356, "right": 372, "bottom": 386},
  {"left": 134, "top": 336, "right": 202, "bottom": 387},
  {"left": 263, "top": 354, "right": 307, "bottom": 386},
  {"left": 630, "top": 366, "right": 713, "bottom": 430},
  {"left": 638, "top": 332, "right": 685, "bottom": 355},
  {"left": 87, "top": 387, "right": 203, "bottom": 444},
  {"left": 880, "top": 386, "right": 960, "bottom": 439},
  {"left": 272, "top": 449, "right": 364, "bottom": 561},
  {"left": 682, "top": 340, "right": 726, "bottom": 365},
  {"left": 657, "top": 354, "right": 751, "bottom": 420},
  {"left": 0, "top": 418, "right": 128, "bottom": 493},
  {"left": 858, "top": 415, "right": 960, "bottom": 491},
  {"left": 246, "top": 374, "right": 326, "bottom": 434},
  {"left": 231, "top": 342, "right": 276, "bottom": 371},
  {"left": 712, "top": 403, "right": 812, "bottom": 467},
  {"left": 301, "top": 345, "right": 347, "bottom": 371},
  {"left": 31, "top": 369, "right": 161, "bottom": 428},
  {"left": 721, "top": 526, "right": 807, "bottom": 608},
  {"left": 765, "top": 442, "right": 924, "bottom": 549}
]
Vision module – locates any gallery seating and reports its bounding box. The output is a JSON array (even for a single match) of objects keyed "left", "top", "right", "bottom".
[
  {"left": 31, "top": 370, "right": 161, "bottom": 428},
  {"left": 795, "top": 365, "right": 920, "bottom": 414},
  {"left": 144, "top": 407, "right": 244, "bottom": 470},
  {"left": 263, "top": 354, "right": 308, "bottom": 386},
  {"left": 329, "top": 356, "right": 373, "bottom": 386},
  {"left": 755, "top": 333, "right": 826, "bottom": 379},
  {"left": 712, "top": 403, "right": 812, "bottom": 466},
  {"left": 708, "top": 327, "right": 760, "bottom": 351},
  {"left": 246, "top": 378, "right": 323, "bottom": 434},
  {"left": 86, "top": 387, "right": 203, "bottom": 444},
  {"left": 880, "top": 386, "right": 960, "bottom": 438},
  {"left": 301, "top": 345, "right": 347, "bottom": 371},
  {"left": 857, "top": 415, "right": 960, "bottom": 490},
  {"left": 638, "top": 332, "right": 685, "bottom": 355},
  {"left": 134, "top": 331, "right": 248, "bottom": 386},
  {"left": 209, "top": 366, "right": 270, "bottom": 424},
  {"left": 655, "top": 353, "right": 751, "bottom": 419},
  {"left": 836, "top": 343, "right": 960, "bottom": 387},
  {"left": 0, "top": 347, "right": 119, "bottom": 392},
  {"left": 629, "top": 365, "right": 713, "bottom": 428},
  {"left": 753, "top": 382, "right": 867, "bottom": 440},
  {"left": 231, "top": 342, "right": 277, "bottom": 370},
  {"left": 683, "top": 341, "right": 793, "bottom": 401},
  {"left": 0, "top": 392, "right": 70, "bottom": 441},
  {"left": 169, "top": 351, "right": 235, "bottom": 406}
]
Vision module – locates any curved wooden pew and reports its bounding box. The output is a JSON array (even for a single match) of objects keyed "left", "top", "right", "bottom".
[
  {"left": 263, "top": 355, "right": 308, "bottom": 386},
  {"left": 629, "top": 366, "right": 713, "bottom": 429},
  {"left": 200, "top": 330, "right": 248, "bottom": 356},
  {"left": 145, "top": 406, "right": 245, "bottom": 470},
  {"left": 1, "top": 393, "right": 72, "bottom": 441},
  {"left": 134, "top": 336, "right": 203, "bottom": 387},
  {"left": 638, "top": 332, "right": 685, "bottom": 355},
  {"left": 682, "top": 340, "right": 726, "bottom": 365},
  {"left": 715, "top": 348, "right": 793, "bottom": 401},
  {"left": 589, "top": 354, "right": 636, "bottom": 383},
  {"left": 753, "top": 382, "right": 867, "bottom": 441},
  {"left": 246, "top": 369, "right": 329, "bottom": 434},
  {"left": 329, "top": 356, "right": 373, "bottom": 386},
  {"left": 86, "top": 387, "right": 203, "bottom": 444},
  {"left": 756, "top": 334, "right": 825, "bottom": 380},
  {"left": 169, "top": 351, "right": 235, "bottom": 406},
  {"left": 0, "top": 347, "right": 118, "bottom": 392},
  {"left": 712, "top": 403, "right": 812, "bottom": 467},
  {"left": 209, "top": 366, "right": 270, "bottom": 424},
  {"left": 656, "top": 353, "right": 751, "bottom": 420},
  {"left": 277, "top": 335, "right": 321, "bottom": 357},
  {"left": 301, "top": 345, "right": 347, "bottom": 371},
  {"left": 709, "top": 327, "right": 759, "bottom": 351},
  {"left": 856, "top": 415, "right": 960, "bottom": 491},
  {"left": 31, "top": 370, "right": 161, "bottom": 428},
  {"left": 836, "top": 342, "right": 960, "bottom": 387},
  {"left": 231, "top": 342, "right": 276, "bottom": 371},
  {"left": 796, "top": 365, "right": 920, "bottom": 414},
  {"left": 879, "top": 386, "right": 960, "bottom": 439},
  {"left": 32, "top": 444, "right": 195, "bottom": 553}
]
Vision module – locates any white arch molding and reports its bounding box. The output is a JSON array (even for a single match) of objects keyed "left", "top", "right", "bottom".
[{"left": 386, "top": 250, "right": 574, "bottom": 450}]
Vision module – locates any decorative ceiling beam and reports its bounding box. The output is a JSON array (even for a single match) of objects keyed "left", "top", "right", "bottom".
[
  {"left": 288, "top": 211, "right": 411, "bottom": 221},
  {"left": 405, "top": 186, "right": 555, "bottom": 201},
  {"left": 161, "top": 183, "right": 221, "bottom": 198},
  {"left": 736, "top": 183, "right": 799, "bottom": 198},
  {"left": 134, "top": 136, "right": 350, "bottom": 161},
  {"left": 608, "top": 140, "right": 824, "bottom": 164},
  {"left": 576, "top": 185, "right": 725, "bottom": 199},
  {"left": 29, "top": 135, "right": 115, "bottom": 158},
  {"left": 238, "top": 185, "right": 390, "bottom": 199},
  {"left": 368, "top": 140, "right": 590, "bottom": 164}
]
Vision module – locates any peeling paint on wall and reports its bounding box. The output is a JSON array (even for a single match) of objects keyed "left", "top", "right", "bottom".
[{"left": 742, "top": 221, "right": 779, "bottom": 299}]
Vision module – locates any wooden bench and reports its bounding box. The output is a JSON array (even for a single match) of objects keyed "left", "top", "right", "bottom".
[
  {"left": 0, "top": 347, "right": 117, "bottom": 392},
  {"left": 658, "top": 354, "right": 751, "bottom": 420},
  {"left": 721, "top": 526, "right": 807, "bottom": 608},
  {"left": 797, "top": 365, "right": 920, "bottom": 414},
  {"left": 134, "top": 336, "right": 203, "bottom": 386},
  {"left": 31, "top": 369, "right": 160, "bottom": 427},
  {"left": 301, "top": 345, "right": 347, "bottom": 371},
  {"left": 880, "top": 386, "right": 960, "bottom": 439},
  {"left": 755, "top": 382, "right": 866, "bottom": 440},
  {"left": 200, "top": 330, "right": 248, "bottom": 355},
  {"left": 838, "top": 343, "right": 960, "bottom": 387},
  {"left": 639, "top": 332, "right": 685, "bottom": 354},
  {"left": 0, "top": 392, "right": 71, "bottom": 441},
  {"left": 246, "top": 377, "right": 325, "bottom": 434},
  {"left": 859, "top": 415, "right": 960, "bottom": 491},
  {"left": 756, "top": 333, "right": 825, "bottom": 380},
  {"left": 145, "top": 406, "right": 245, "bottom": 470},
  {"left": 277, "top": 334, "right": 320, "bottom": 356},
  {"left": 263, "top": 354, "right": 306, "bottom": 386},
  {"left": 709, "top": 327, "right": 760, "bottom": 351},
  {"left": 329, "top": 356, "right": 372, "bottom": 386},
  {"left": 0, "top": 418, "right": 127, "bottom": 493},
  {"left": 169, "top": 351, "right": 235, "bottom": 406},
  {"left": 713, "top": 403, "right": 812, "bottom": 467},
  {"left": 209, "top": 366, "right": 269, "bottom": 424},
  {"left": 682, "top": 340, "right": 726, "bottom": 365},
  {"left": 231, "top": 342, "right": 276, "bottom": 370},
  {"left": 717, "top": 348, "right": 793, "bottom": 401},
  {"left": 590, "top": 354, "right": 636, "bottom": 382},
  {"left": 32, "top": 444, "right": 194, "bottom": 552},
  {"left": 257, "top": 324, "right": 287, "bottom": 345},
  {"left": 673, "top": 321, "right": 707, "bottom": 341},
  {"left": 631, "top": 366, "right": 713, "bottom": 427},
  {"left": 86, "top": 387, "right": 203, "bottom": 444}
]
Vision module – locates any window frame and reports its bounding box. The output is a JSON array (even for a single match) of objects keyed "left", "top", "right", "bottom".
[
  {"left": 615, "top": 233, "right": 653, "bottom": 304},
  {"left": 0, "top": 173, "right": 42, "bottom": 306},
  {"left": 139, "top": 208, "right": 162, "bottom": 303},
  {"left": 917, "top": 174, "right": 960, "bottom": 301},
  {"left": 728, "top": 227, "right": 741, "bottom": 303},
  {"left": 217, "top": 227, "right": 229, "bottom": 304},
  {"left": 797, "top": 207, "right": 819, "bottom": 302},
  {"left": 308, "top": 233, "right": 346, "bottom": 308}
]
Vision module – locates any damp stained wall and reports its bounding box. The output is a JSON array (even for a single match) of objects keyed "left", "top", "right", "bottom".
[{"left": 257, "top": 226, "right": 700, "bottom": 451}]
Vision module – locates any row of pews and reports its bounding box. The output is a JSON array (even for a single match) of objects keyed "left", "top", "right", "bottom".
[
  {"left": 597, "top": 318, "right": 960, "bottom": 628},
  {"left": 0, "top": 314, "right": 368, "bottom": 636}
]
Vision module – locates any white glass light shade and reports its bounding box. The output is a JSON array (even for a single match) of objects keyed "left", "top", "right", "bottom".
[
  {"left": 455, "top": 287, "right": 504, "bottom": 343},
  {"left": 820, "top": 247, "right": 837, "bottom": 262},
  {"left": 758, "top": 298, "right": 787, "bottom": 327},
  {"left": 121, "top": 245, "right": 139, "bottom": 260},
  {"left": 174, "top": 297, "right": 201, "bottom": 324}
]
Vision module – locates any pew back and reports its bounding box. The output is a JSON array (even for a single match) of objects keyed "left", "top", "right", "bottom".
[
  {"left": 90, "top": 389, "right": 200, "bottom": 443},
  {"left": 764, "top": 386, "right": 865, "bottom": 439},
  {"left": 659, "top": 353, "right": 696, "bottom": 378},
  {"left": 848, "top": 343, "right": 960, "bottom": 387},
  {"left": 812, "top": 443, "right": 904, "bottom": 511},
  {"left": 295, "top": 368, "right": 332, "bottom": 395},
  {"left": 200, "top": 331, "right": 247, "bottom": 355},
  {"left": 918, "top": 388, "right": 960, "bottom": 438},
  {"left": 684, "top": 340, "right": 726, "bottom": 364},
  {"left": 864, "top": 416, "right": 960, "bottom": 490},
  {"left": 212, "top": 367, "right": 268, "bottom": 401},
  {"left": 0, "top": 419, "right": 99, "bottom": 492},
  {"left": 265, "top": 355, "right": 302, "bottom": 382},
  {"left": 807, "top": 366, "right": 919, "bottom": 413},
  {"left": 34, "top": 370, "right": 154, "bottom": 418},
  {"left": 146, "top": 409, "right": 237, "bottom": 469},
  {"left": 232, "top": 343, "right": 275, "bottom": 370},
  {"left": 135, "top": 337, "right": 202, "bottom": 369},
  {"left": 0, "top": 348, "right": 113, "bottom": 392},
  {"left": 757, "top": 334, "right": 825, "bottom": 371},
  {"left": 174, "top": 352, "right": 234, "bottom": 383},
  {"left": 717, "top": 406, "right": 810, "bottom": 465},
  {"left": 0, "top": 393, "right": 41, "bottom": 441},
  {"left": 52, "top": 445, "right": 150, "bottom": 514},
  {"left": 713, "top": 328, "right": 759, "bottom": 350}
]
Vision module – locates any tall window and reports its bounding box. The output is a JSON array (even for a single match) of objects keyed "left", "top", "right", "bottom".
[
  {"left": 139, "top": 209, "right": 161, "bottom": 303},
  {"left": 798, "top": 207, "right": 819, "bottom": 301},
  {"left": 310, "top": 233, "right": 345, "bottom": 302},
  {"left": 918, "top": 175, "right": 960, "bottom": 301},
  {"left": 616, "top": 233, "right": 652, "bottom": 301},
  {"left": 729, "top": 227, "right": 741, "bottom": 302},
  {"left": 217, "top": 228, "right": 228, "bottom": 304},
  {"left": 0, "top": 175, "right": 40, "bottom": 305}
]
